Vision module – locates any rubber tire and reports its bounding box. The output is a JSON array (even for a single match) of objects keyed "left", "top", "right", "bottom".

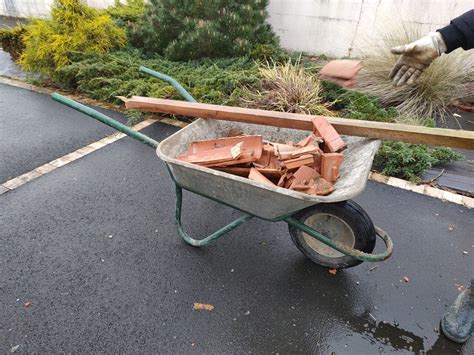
[{"left": 288, "top": 200, "right": 376, "bottom": 269}]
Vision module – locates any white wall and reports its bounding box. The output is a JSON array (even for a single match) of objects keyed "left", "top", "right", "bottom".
[
  {"left": 0, "top": 0, "right": 115, "bottom": 18},
  {"left": 267, "top": 0, "right": 474, "bottom": 57},
  {"left": 1, "top": 0, "right": 473, "bottom": 57}
]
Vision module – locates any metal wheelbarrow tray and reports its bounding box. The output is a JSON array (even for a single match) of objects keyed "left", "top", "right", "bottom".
[
  {"left": 52, "top": 82, "right": 393, "bottom": 269},
  {"left": 158, "top": 118, "right": 380, "bottom": 220}
]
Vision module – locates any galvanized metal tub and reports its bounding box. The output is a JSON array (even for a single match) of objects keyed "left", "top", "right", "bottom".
[{"left": 157, "top": 118, "right": 380, "bottom": 220}]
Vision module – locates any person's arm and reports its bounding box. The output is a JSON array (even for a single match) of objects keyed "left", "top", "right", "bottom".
[{"left": 438, "top": 9, "right": 474, "bottom": 53}]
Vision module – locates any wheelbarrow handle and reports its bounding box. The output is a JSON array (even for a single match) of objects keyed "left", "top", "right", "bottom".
[
  {"left": 139, "top": 66, "right": 197, "bottom": 103},
  {"left": 51, "top": 93, "right": 159, "bottom": 149}
]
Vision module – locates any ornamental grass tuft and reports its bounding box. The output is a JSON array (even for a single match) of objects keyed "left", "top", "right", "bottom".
[{"left": 239, "top": 60, "right": 334, "bottom": 116}]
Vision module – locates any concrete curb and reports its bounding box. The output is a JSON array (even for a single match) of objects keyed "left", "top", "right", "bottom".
[
  {"left": 369, "top": 172, "right": 473, "bottom": 209},
  {"left": 1, "top": 76, "right": 471, "bottom": 209}
]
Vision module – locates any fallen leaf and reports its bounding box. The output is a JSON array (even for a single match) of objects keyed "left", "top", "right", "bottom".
[
  {"left": 328, "top": 268, "right": 337, "bottom": 275},
  {"left": 193, "top": 303, "right": 214, "bottom": 311},
  {"left": 403, "top": 276, "right": 410, "bottom": 283}
]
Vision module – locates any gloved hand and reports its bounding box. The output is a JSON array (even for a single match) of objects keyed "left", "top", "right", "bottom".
[{"left": 389, "top": 32, "right": 447, "bottom": 86}]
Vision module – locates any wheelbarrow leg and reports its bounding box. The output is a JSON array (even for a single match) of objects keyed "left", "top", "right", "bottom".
[{"left": 175, "top": 185, "right": 254, "bottom": 247}]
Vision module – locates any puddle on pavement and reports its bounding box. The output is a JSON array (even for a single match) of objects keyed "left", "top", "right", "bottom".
[
  {"left": 272, "top": 260, "right": 469, "bottom": 354},
  {"left": 344, "top": 311, "right": 466, "bottom": 353},
  {"left": 353, "top": 312, "right": 425, "bottom": 352}
]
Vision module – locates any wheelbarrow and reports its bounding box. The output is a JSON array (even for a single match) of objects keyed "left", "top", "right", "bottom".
[{"left": 51, "top": 68, "right": 393, "bottom": 269}]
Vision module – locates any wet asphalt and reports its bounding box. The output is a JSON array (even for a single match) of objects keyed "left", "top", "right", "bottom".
[
  {"left": 1, "top": 85, "right": 473, "bottom": 353},
  {"left": 0, "top": 84, "right": 127, "bottom": 183}
]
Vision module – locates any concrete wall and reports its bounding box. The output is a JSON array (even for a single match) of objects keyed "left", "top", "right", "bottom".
[
  {"left": 0, "top": 0, "right": 115, "bottom": 18},
  {"left": 267, "top": 0, "right": 474, "bottom": 57},
  {"left": 1, "top": 0, "right": 473, "bottom": 57}
]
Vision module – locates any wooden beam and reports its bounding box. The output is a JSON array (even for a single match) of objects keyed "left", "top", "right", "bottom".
[{"left": 125, "top": 97, "right": 474, "bottom": 150}]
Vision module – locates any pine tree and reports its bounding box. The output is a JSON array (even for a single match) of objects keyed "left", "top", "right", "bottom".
[{"left": 131, "top": 0, "right": 279, "bottom": 61}]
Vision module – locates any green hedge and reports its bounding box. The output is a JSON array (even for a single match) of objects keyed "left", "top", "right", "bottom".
[{"left": 57, "top": 51, "right": 260, "bottom": 104}]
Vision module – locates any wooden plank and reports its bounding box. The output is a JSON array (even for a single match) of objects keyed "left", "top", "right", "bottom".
[{"left": 124, "top": 97, "right": 474, "bottom": 150}]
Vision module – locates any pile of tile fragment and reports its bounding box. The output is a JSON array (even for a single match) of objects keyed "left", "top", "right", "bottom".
[{"left": 177, "top": 117, "right": 346, "bottom": 196}]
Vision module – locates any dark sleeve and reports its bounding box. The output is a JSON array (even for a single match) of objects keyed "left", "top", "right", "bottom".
[{"left": 437, "top": 9, "right": 474, "bottom": 53}]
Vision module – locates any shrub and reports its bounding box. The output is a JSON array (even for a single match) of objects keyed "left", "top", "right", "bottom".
[
  {"left": 106, "top": 0, "right": 145, "bottom": 28},
  {"left": 355, "top": 24, "right": 474, "bottom": 124},
  {"left": 343, "top": 91, "right": 399, "bottom": 122},
  {"left": 250, "top": 44, "right": 283, "bottom": 62},
  {"left": 0, "top": 25, "right": 26, "bottom": 60},
  {"left": 374, "top": 141, "right": 463, "bottom": 182},
  {"left": 19, "top": 0, "right": 126, "bottom": 76},
  {"left": 56, "top": 50, "right": 260, "bottom": 104},
  {"left": 320, "top": 80, "right": 398, "bottom": 121},
  {"left": 130, "top": 0, "right": 279, "bottom": 61},
  {"left": 238, "top": 60, "right": 333, "bottom": 116},
  {"left": 321, "top": 81, "right": 350, "bottom": 109}
]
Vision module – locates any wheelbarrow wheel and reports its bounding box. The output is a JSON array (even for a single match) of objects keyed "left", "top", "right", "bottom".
[{"left": 288, "top": 200, "right": 376, "bottom": 269}]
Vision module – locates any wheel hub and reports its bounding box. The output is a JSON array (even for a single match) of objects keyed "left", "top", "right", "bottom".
[{"left": 302, "top": 213, "right": 356, "bottom": 258}]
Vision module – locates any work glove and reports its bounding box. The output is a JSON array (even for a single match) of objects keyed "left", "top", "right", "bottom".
[{"left": 389, "top": 32, "right": 447, "bottom": 86}]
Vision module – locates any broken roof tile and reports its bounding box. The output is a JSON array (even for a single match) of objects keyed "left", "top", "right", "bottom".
[
  {"left": 321, "top": 153, "right": 344, "bottom": 183},
  {"left": 319, "top": 60, "right": 362, "bottom": 88},
  {"left": 187, "top": 135, "right": 263, "bottom": 159},
  {"left": 312, "top": 117, "right": 346, "bottom": 153},
  {"left": 283, "top": 154, "right": 315, "bottom": 171},
  {"left": 248, "top": 168, "right": 276, "bottom": 186}
]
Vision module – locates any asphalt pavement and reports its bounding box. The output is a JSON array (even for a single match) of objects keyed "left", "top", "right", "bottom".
[
  {"left": 0, "top": 83, "right": 127, "bottom": 183},
  {"left": 1, "top": 106, "right": 473, "bottom": 353}
]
